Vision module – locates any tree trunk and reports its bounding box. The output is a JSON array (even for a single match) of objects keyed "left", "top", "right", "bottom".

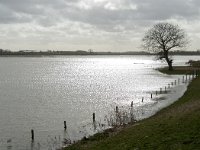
[
  {"left": 167, "top": 60, "right": 173, "bottom": 71},
  {"left": 164, "top": 50, "right": 173, "bottom": 71}
]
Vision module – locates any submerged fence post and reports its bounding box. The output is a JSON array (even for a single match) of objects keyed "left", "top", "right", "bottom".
[
  {"left": 93, "top": 113, "right": 95, "bottom": 122},
  {"left": 142, "top": 97, "right": 144, "bottom": 102},
  {"left": 182, "top": 76, "right": 184, "bottom": 83},
  {"left": 151, "top": 93, "right": 152, "bottom": 99},
  {"left": 116, "top": 106, "right": 119, "bottom": 113},
  {"left": 186, "top": 74, "right": 187, "bottom": 82},
  {"left": 160, "top": 88, "right": 162, "bottom": 94},
  {"left": 64, "top": 121, "right": 67, "bottom": 130},
  {"left": 168, "top": 84, "right": 170, "bottom": 88},
  {"left": 31, "top": 129, "right": 34, "bottom": 141},
  {"left": 165, "top": 86, "right": 167, "bottom": 93},
  {"left": 178, "top": 78, "right": 180, "bottom": 84},
  {"left": 156, "top": 91, "right": 157, "bottom": 95},
  {"left": 174, "top": 80, "right": 176, "bottom": 85},
  {"left": 131, "top": 101, "right": 133, "bottom": 107}
]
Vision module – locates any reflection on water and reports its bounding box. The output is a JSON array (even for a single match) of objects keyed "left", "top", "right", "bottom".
[{"left": 0, "top": 55, "right": 199, "bottom": 150}]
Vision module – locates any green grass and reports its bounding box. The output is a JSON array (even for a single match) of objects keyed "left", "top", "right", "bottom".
[{"left": 66, "top": 69, "right": 200, "bottom": 150}]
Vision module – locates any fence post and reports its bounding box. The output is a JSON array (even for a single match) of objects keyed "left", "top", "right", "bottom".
[
  {"left": 116, "top": 106, "right": 119, "bottom": 113},
  {"left": 64, "top": 121, "right": 67, "bottom": 130},
  {"left": 93, "top": 113, "right": 95, "bottom": 122},
  {"left": 186, "top": 74, "right": 187, "bottom": 82},
  {"left": 193, "top": 70, "right": 195, "bottom": 79},
  {"left": 31, "top": 129, "right": 34, "bottom": 141}
]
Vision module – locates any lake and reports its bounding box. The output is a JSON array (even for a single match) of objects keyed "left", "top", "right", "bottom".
[{"left": 0, "top": 55, "right": 199, "bottom": 150}]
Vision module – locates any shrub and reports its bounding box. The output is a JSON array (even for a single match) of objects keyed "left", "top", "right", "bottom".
[{"left": 187, "top": 60, "right": 200, "bottom": 67}]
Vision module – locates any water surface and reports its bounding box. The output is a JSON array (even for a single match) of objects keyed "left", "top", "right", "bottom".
[{"left": 0, "top": 55, "right": 199, "bottom": 150}]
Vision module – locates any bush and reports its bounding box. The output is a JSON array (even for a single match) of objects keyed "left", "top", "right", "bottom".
[{"left": 187, "top": 60, "right": 200, "bottom": 67}]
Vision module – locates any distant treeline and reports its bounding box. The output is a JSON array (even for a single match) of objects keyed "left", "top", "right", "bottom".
[
  {"left": 0, "top": 49, "right": 200, "bottom": 56},
  {"left": 169, "top": 50, "right": 200, "bottom": 55}
]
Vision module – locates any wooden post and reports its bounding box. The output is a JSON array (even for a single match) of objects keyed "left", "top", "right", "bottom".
[
  {"left": 171, "top": 82, "right": 173, "bottom": 86},
  {"left": 31, "top": 129, "right": 34, "bottom": 141},
  {"left": 64, "top": 121, "right": 67, "bottom": 130},
  {"left": 178, "top": 78, "right": 180, "bottom": 84},
  {"left": 116, "top": 106, "right": 118, "bottom": 113},
  {"left": 186, "top": 74, "right": 187, "bottom": 82},
  {"left": 156, "top": 91, "right": 157, "bottom": 95},
  {"left": 160, "top": 88, "right": 162, "bottom": 94},
  {"left": 182, "top": 76, "right": 184, "bottom": 83},
  {"left": 151, "top": 93, "right": 152, "bottom": 99},
  {"left": 131, "top": 101, "right": 133, "bottom": 107},
  {"left": 142, "top": 97, "right": 144, "bottom": 102},
  {"left": 193, "top": 71, "right": 195, "bottom": 79},
  {"left": 174, "top": 80, "right": 176, "bottom": 85},
  {"left": 93, "top": 113, "right": 95, "bottom": 122},
  {"left": 165, "top": 86, "right": 167, "bottom": 93}
]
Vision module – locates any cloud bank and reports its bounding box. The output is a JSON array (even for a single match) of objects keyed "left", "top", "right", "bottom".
[{"left": 0, "top": 0, "right": 200, "bottom": 51}]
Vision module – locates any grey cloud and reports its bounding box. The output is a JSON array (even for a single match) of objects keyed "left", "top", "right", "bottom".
[
  {"left": 0, "top": 3, "right": 32, "bottom": 24},
  {"left": 58, "top": 0, "right": 200, "bottom": 32},
  {"left": 0, "top": 0, "right": 44, "bottom": 15},
  {"left": 0, "top": 0, "right": 200, "bottom": 29},
  {"left": 134, "top": 0, "right": 200, "bottom": 20},
  {"left": 0, "top": 0, "right": 68, "bottom": 25}
]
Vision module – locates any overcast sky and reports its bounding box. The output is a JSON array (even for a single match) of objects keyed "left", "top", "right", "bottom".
[{"left": 0, "top": 0, "right": 200, "bottom": 52}]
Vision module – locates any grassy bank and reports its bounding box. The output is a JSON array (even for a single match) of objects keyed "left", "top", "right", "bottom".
[
  {"left": 158, "top": 66, "right": 200, "bottom": 75},
  {"left": 66, "top": 67, "right": 200, "bottom": 150}
]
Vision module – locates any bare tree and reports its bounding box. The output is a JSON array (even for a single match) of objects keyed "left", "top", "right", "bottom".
[{"left": 142, "top": 22, "right": 188, "bottom": 71}]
